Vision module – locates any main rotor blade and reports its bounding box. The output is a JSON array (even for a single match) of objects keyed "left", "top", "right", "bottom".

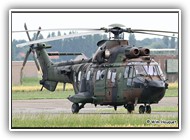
[
  {"left": 132, "top": 29, "right": 178, "bottom": 34},
  {"left": 16, "top": 30, "right": 105, "bottom": 48},
  {"left": 134, "top": 31, "right": 178, "bottom": 38},
  {"left": 12, "top": 28, "right": 101, "bottom": 33},
  {"left": 24, "top": 23, "right": 32, "bottom": 41},
  {"left": 150, "top": 48, "right": 176, "bottom": 51}
]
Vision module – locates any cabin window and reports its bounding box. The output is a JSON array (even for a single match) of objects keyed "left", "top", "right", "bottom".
[
  {"left": 124, "top": 66, "right": 129, "bottom": 78},
  {"left": 111, "top": 72, "right": 116, "bottom": 83},
  {"left": 107, "top": 69, "right": 111, "bottom": 79},
  {"left": 100, "top": 70, "right": 105, "bottom": 80},
  {"left": 86, "top": 70, "right": 91, "bottom": 80},
  {"left": 96, "top": 70, "right": 105, "bottom": 80},
  {"left": 78, "top": 71, "right": 81, "bottom": 81},
  {"left": 96, "top": 70, "right": 101, "bottom": 80},
  {"left": 118, "top": 72, "right": 122, "bottom": 79}
]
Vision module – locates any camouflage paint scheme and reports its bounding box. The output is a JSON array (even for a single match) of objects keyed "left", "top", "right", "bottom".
[{"left": 35, "top": 39, "right": 167, "bottom": 113}]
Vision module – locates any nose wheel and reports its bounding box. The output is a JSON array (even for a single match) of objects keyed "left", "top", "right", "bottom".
[
  {"left": 72, "top": 103, "right": 80, "bottom": 114},
  {"left": 139, "top": 105, "right": 151, "bottom": 114},
  {"left": 71, "top": 103, "right": 85, "bottom": 114},
  {"left": 124, "top": 104, "right": 135, "bottom": 113}
]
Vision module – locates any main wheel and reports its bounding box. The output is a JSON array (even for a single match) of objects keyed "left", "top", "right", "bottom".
[
  {"left": 139, "top": 105, "right": 145, "bottom": 114},
  {"left": 72, "top": 103, "right": 80, "bottom": 114},
  {"left": 146, "top": 105, "right": 151, "bottom": 114}
]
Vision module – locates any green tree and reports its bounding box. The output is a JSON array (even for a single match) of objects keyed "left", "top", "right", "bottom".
[
  {"left": 57, "top": 31, "right": 61, "bottom": 36},
  {"left": 128, "top": 33, "right": 136, "bottom": 46},
  {"left": 163, "top": 36, "right": 169, "bottom": 48},
  {"left": 38, "top": 33, "right": 44, "bottom": 39},
  {"left": 149, "top": 42, "right": 164, "bottom": 49},
  {"left": 51, "top": 32, "right": 56, "bottom": 37},
  {"left": 47, "top": 33, "right": 51, "bottom": 38},
  {"left": 170, "top": 35, "right": 176, "bottom": 48}
]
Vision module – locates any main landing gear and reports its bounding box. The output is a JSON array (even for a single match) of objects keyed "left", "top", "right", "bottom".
[
  {"left": 139, "top": 105, "right": 151, "bottom": 114},
  {"left": 124, "top": 104, "right": 152, "bottom": 114},
  {"left": 71, "top": 103, "right": 85, "bottom": 114}
]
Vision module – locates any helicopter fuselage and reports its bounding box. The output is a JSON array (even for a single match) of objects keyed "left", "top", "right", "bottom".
[
  {"left": 67, "top": 57, "right": 166, "bottom": 106},
  {"left": 35, "top": 40, "right": 168, "bottom": 114},
  {"left": 16, "top": 23, "right": 176, "bottom": 114}
]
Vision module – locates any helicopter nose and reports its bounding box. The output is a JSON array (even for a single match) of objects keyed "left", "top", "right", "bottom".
[
  {"left": 140, "top": 80, "right": 166, "bottom": 103},
  {"left": 145, "top": 79, "right": 165, "bottom": 88}
]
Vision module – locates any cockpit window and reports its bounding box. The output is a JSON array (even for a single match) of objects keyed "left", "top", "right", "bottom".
[
  {"left": 128, "top": 66, "right": 134, "bottom": 78},
  {"left": 78, "top": 71, "right": 81, "bottom": 81},
  {"left": 143, "top": 65, "right": 159, "bottom": 76},
  {"left": 157, "top": 65, "right": 163, "bottom": 76},
  {"left": 124, "top": 64, "right": 163, "bottom": 78},
  {"left": 86, "top": 70, "right": 91, "bottom": 80},
  {"left": 134, "top": 66, "right": 147, "bottom": 76},
  {"left": 124, "top": 66, "right": 135, "bottom": 78}
]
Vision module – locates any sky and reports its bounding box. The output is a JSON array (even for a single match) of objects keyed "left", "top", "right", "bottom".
[{"left": 11, "top": 10, "right": 179, "bottom": 41}]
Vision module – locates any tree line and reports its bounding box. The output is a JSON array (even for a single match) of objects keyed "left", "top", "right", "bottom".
[
  {"left": 128, "top": 33, "right": 178, "bottom": 49},
  {"left": 12, "top": 31, "right": 178, "bottom": 61}
]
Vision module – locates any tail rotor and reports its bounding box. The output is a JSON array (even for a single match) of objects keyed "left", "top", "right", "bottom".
[{"left": 20, "top": 23, "right": 41, "bottom": 84}]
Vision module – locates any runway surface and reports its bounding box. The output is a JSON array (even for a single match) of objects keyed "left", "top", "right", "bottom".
[{"left": 12, "top": 97, "right": 178, "bottom": 116}]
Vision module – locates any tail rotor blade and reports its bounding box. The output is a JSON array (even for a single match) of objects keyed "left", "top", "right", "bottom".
[
  {"left": 22, "top": 49, "right": 31, "bottom": 68},
  {"left": 32, "top": 51, "right": 40, "bottom": 71},
  {"left": 20, "top": 48, "right": 31, "bottom": 85},
  {"left": 20, "top": 68, "right": 23, "bottom": 85},
  {"left": 35, "top": 27, "right": 41, "bottom": 40},
  {"left": 20, "top": 23, "right": 41, "bottom": 85}
]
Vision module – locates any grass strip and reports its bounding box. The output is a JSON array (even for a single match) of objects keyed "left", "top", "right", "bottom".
[{"left": 12, "top": 113, "right": 178, "bottom": 128}]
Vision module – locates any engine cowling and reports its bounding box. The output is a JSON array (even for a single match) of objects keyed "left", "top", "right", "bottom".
[
  {"left": 139, "top": 47, "right": 150, "bottom": 56},
  {"left": 125, "top": 47, "right": 140, "bottom": 58}
]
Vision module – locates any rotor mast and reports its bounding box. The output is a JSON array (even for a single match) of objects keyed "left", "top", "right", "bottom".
[{"left": 108, "top": 24, "right": 126, "bottom": 40}]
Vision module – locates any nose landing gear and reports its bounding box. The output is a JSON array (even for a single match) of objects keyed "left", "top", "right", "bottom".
[
  {"left": 124, "top": 104, "right": 135, "bottom": 113},
  {"left": 71, "top": 103, "right": 85, "bottom": 114}
]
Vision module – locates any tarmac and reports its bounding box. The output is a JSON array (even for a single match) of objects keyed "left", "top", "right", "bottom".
[{"left": 11, "top": 97, "right": 178, "bottom": 116}]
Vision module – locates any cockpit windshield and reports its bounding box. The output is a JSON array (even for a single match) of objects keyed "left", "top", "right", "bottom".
[
  {"left": 124, "top": 62, "right": 164, "bottom": 78},
  {"left": 134, "top": 66, "right": 147, "bottom": 76},
  {"left": 143, "top": 65, "right": 161, "bottom": 76},
  {"left": 134, "top": 64, "right": 163, "bottom": 76}
]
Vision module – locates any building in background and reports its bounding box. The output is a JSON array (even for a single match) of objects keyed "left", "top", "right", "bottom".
[{"left": 12, "top": 61, "right": 39, "bottom": 85}]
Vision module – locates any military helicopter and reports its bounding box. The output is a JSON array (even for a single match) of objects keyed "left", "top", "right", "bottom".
[{"left": 14, "top": 23, "right": 178, "bottom": 114}]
